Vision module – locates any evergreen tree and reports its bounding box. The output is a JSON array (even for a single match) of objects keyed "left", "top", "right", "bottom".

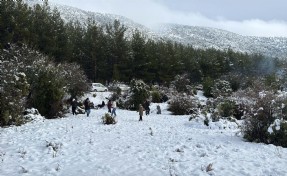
[
  {"left": 0, "top": 0, "right": 32, "bottom": 48},
  {"left": 84, "top": 20, "right": 107, "bottom": 82},
  {"left": 130, "top": 29, "right": 148, "bottom": 80},
  {"left": 105, "top": 20, "right": 129, "bottom": 82}
]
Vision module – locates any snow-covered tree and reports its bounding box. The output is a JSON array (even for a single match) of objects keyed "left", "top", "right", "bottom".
[
  {"left": 0, "top": 45, "right": 30, "bottom": 126},
  {"left": 129, "top": 79, "right": 150, "bottom": 110},
  {"left": 1, "top": 44, "right": 89, "bottom": 124}
]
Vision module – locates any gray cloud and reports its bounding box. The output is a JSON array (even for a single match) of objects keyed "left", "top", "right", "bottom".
[{"left": 50, "top": 0, "right": 287, "bottom": 37}]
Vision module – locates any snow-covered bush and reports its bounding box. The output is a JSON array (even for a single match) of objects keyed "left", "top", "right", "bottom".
[
  {"left": 217, "top": 99, "right": 236, "bottom": 117},
  {"left": 170, "top": 74, "right": 191, "bottom": 93},
  {"left": 268, "top": 120, "right": 287, "bottom": 147},
  {"left": 58, "top": 63, "right": 89, "bottom": 98},
  {"left": 29, "top": 66, "right": 66, "bottom": 118},
  {"left": 168, "top": 93, "right": 198, "bottom": 115},
  {"left": 102, "top": 113, "right": 117, "bottom": 125},
  {"left": 211, "top": 79, "right": 232, "bottom": 98},
  {"left": 23, "top": 108, "right": 44, "bottom": 123},
  {"left": 129, "top": 79, "right": 150, "bottom": 110},
  {"left": 242, "top": 91, "right": 287, "bottom": 147},
  {"left": 225, "top": 73, "right": 241, "bottom": 91},
  {"left": 207, "top": 99, "right": 237, "bottom": 122}
]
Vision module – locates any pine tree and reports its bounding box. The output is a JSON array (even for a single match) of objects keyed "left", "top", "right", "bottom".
[{"left": 105, "top": 20, "right": 129, "bottom": 82}]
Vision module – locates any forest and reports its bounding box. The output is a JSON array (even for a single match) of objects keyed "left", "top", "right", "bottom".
[{"left": 1, "top": 0, "right": 283, "bottom": 85}]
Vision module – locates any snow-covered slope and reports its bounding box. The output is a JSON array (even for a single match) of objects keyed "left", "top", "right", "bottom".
[
  {"left": 25, "top": 0, "right": 287, "bottom": 59},
  {"left": 154, "top": 23, "right": 287, "bottom": 59},
  {"left": 25, "top": 0, "right": 161, "bottom": 41},
  {"left": 1, "top": 91, "right": 287, "bottom": 176}
]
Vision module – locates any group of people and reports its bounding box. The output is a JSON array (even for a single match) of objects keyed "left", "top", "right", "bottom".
[
  {"left": 71, "top": 98, "right": 161, "bottom": 120},
  {"left": 71, "top": 98, "right": 117, "bottom": 117},
  {"left": 138, "top": 100, "right": 161, "bottom": 121}
]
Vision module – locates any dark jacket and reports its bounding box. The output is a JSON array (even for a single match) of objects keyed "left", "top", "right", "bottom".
[
  {"left": 71, "top": 100, "right": 77, "bottom": 108},
  {"left": 144, "top": 101, "right": 150, "bottom": 110},
  {"left": 84, "top": 99, "right": 90, "bottom": 110}
]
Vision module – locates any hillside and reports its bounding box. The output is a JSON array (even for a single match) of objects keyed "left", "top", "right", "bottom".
[
  {"left": 25, "top": 0, "right": 287, "bottom": 59},
  {"left": 1, "top": 91, "right": 287, "bottom": 176}
]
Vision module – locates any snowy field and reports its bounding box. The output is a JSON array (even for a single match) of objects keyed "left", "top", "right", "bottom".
[{"left": 1, "top": 92, "right": 287, "bottom": 176}]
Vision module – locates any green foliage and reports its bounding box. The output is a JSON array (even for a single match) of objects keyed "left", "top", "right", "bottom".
[
  {"left": 116, "top": 87, "right": 122, "bottom": 95},
  {"left": 202, "top": 77, "right": 214, "bottom": 97},
  {"left": 171, "top": 74, "right": 191, "bottom": 93},
  {"left": 106, "top": 20, "right": 129, "bottom": 82},
  {"left": 130, "top": 79, "right": 150, "bottom": 110},
  {"left": 243, "top": 111, "right": 270, "bottom": 143},
  {"left": 1, "top": 0, "right": 282, "bottom": 87},
  {"left": 58, "top": 63, "right": 89, "bottom": 98},
  {"left": 151, "top": 91, "right": 161, "bottom": 103},
  {"left": 217, "top": 100, "right": 236, "bottom": 117},
  {"left": 264, "top": 73, "right": 280, "bottom": 91},
  {"left": 242, "top": 92, "right": 287, "bottom": 147},
  {"left": 168, "top": 95, "right": 197, "bottom": 115},
  {"left": 268, "top": 121, "right": 287, "bottom": 147},
  {"left": 102, "top": 113, "right": 117, "bottom": 125},
  {"left": 1, "top": 44, "right": 88, "bottom": 124},
  {"left": 0, "top": 45, "right": 30, "bottom": 126},
  {"left": 211, "top": 79, "right": 232, "bottom": 98},
  {"left": 31, "top": 69, "right": 65, "bottom": 118}
]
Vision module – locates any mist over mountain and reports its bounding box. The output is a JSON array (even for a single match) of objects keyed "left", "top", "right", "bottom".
[{"left": 26, "top": 0, "right": 287, "bottom": 59}]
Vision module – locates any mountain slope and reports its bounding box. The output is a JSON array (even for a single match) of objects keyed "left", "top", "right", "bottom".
[
  {"left": 25, "top": 0, "right": 287, "bottom": 59},
  {"left": 154, "top": 23, "right": 287, "bottom": 58}
]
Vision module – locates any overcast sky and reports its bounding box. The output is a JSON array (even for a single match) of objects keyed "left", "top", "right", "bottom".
[{"left": 50, "top": 0, "right": 287, "bottom": 37}]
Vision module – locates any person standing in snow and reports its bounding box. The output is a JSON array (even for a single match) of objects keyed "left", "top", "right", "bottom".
[
  {"left": 139, "top": 104, "right": 144, "bottom": 121},
  {"left": 111, "top": 101, "right": 117, "bottom": 117},
  {"left": 144, "top": 100, "right": 150, "bottom": 115},
  {"left": 107, "top": 99, "right": 112, "bottom": 113},
  {"left": 84, "top": 98, "right": 91, "bottom": 117},
  {"left": 156, "top": 104, "right": 161, "bottom": 114},
  {"left": 71, "top": 98, "right": 78, "bottom": 115}
]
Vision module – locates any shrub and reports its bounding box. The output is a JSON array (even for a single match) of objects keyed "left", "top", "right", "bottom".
[
  {"left": 116, "top": 87, "right": 122, "bottom": 95},
  {"left": 217, "top": 100, "right": 236, "bottom": 117},
  {"left": 210, "top": 111, "right": 220, "bottom": 122},
  {"left": 102, "top": 113, "right": 116, "bottom": 125},
  {"left": 211, "top": 79, "right": 232, "bottom": 98},
  {"left": 243, "top": 111, "right": 272, "bottom": 143},
  {"left": 264, "top": 73, "right": 280, "bottom": 92},
  {"left": 168, "top": 94, "right": 198, "bottom": 115},
  {"left": 129, "top": 79, "right": 150, "bottom": 110},
  {"left": 59, "top": 63, "right": 89, "bottom": 98},
  {"left": 1, "top": 44, "right": 88, "bottom": 123},
  {"left": 202, "top": 77, "right": 214, "bottom": 97},
  {"left": 268, "top": 120, "right": 287, "bottom": 147},
  {"left": 30, "top": 68, "right": 65, "bottom": 118},
  {"left": 242, "top": 91, "right": 287, "bottom": 147},
  {"left": 170, "top": 74, "right": 191, "bottom": 93},
  {"left": 151, "top": 91, "right": 161, "bottom": 103}
]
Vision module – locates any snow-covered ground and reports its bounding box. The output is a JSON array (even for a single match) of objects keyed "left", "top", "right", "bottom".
[{"left": 1, "top": 92, "right": 287, "bottom": 176}]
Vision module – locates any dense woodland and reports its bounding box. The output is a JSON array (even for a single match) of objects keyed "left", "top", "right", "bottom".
[{"left": 1, "top": 0, "right": 284, "bottom": 85}]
